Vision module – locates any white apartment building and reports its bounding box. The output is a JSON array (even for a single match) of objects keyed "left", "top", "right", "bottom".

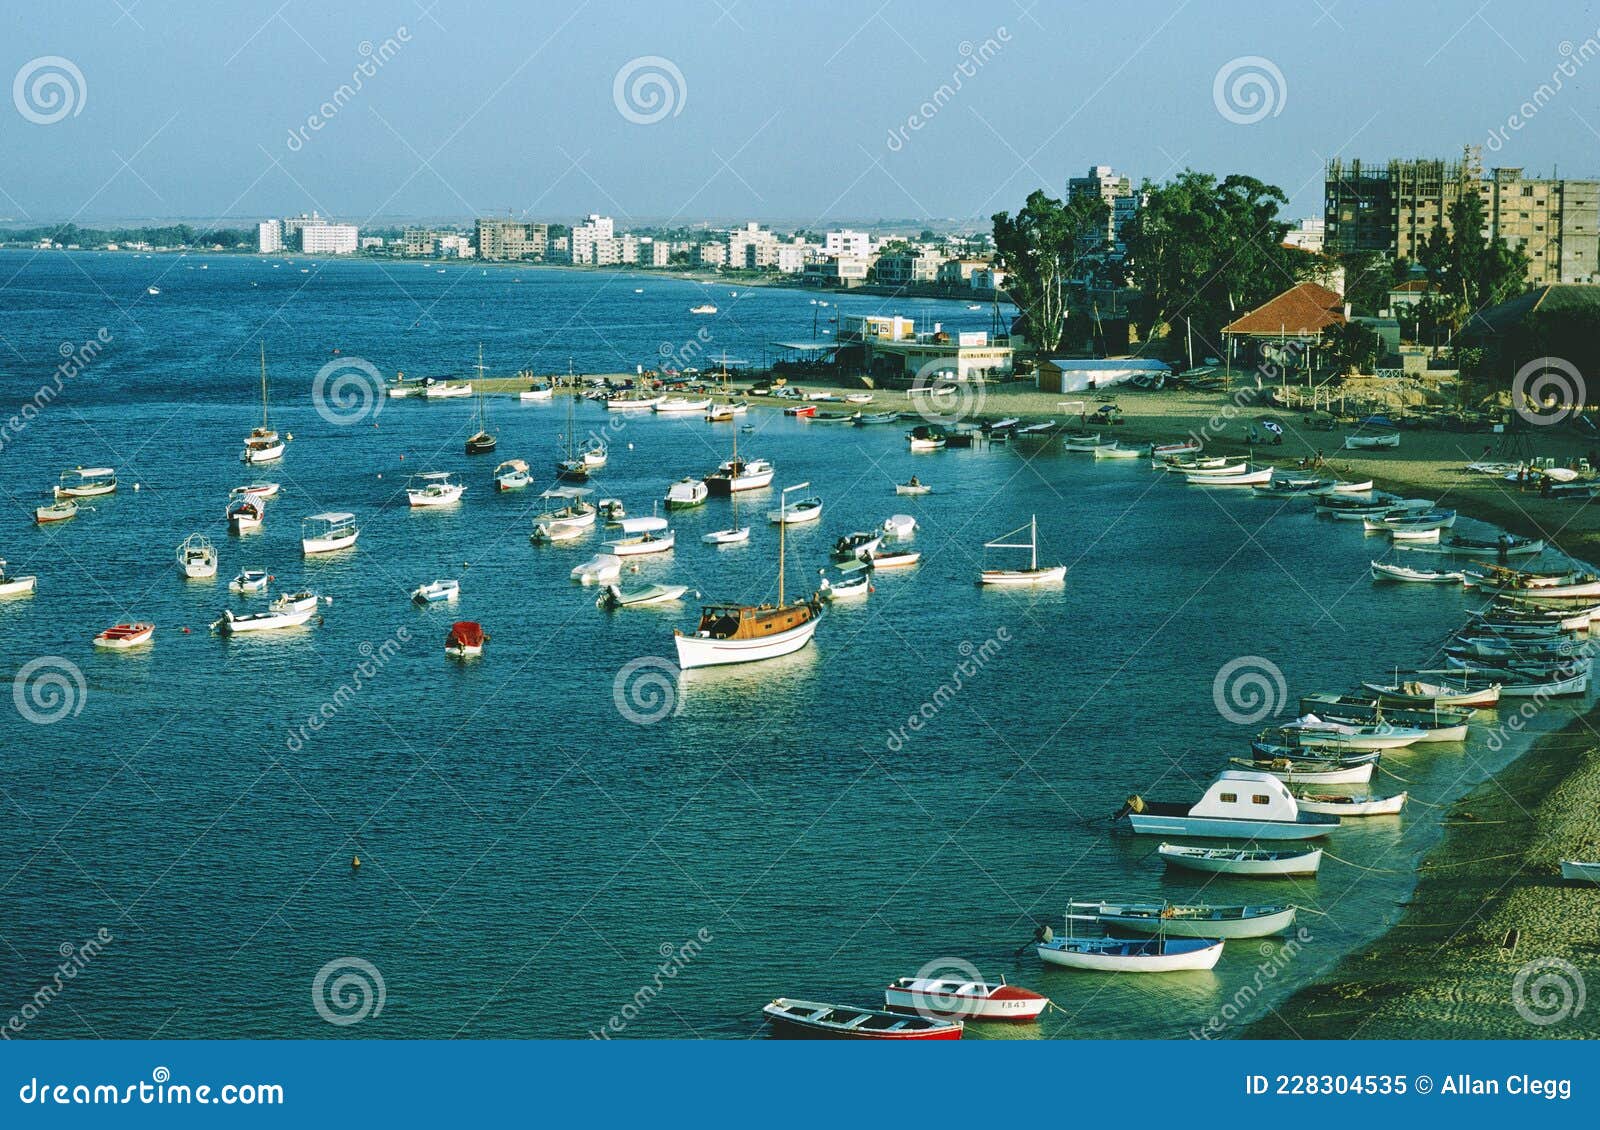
[
  {"left": 727, "top": 222, "right": 781, "bottom": 269},
  {"left": 569, "top": 214, "right": 616, "bottom": 264},
  {"left": 1283, "top": 217, "right": 1326, "bottom": 254},
  {"left": 824, "top": 229, "right": 871, "bottom": 258},
  {"left": 697, "top": 241, "right": 728, "bottom": 267},
  {"left": 257, "top": 220, "right": 283, "bottom": 254},
  {"left": 774, "top": 241, "right": 818, "bottom": 274},
  {"left": 300, "top": 222, "right": 359, "bottom": 254},
  {"left": 647, "top": 239, "right": 672, "bottom": 267}
]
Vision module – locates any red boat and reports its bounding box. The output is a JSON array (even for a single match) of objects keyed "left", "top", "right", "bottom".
[
  {"left": 93, "top": 622, "right": 155, "bottom": 650},
  {"left": 445, "top": 621, "right": 487, "bottom": 658},
  {"left": 884, "top": 975, "right": 1047, "bottom": 1022},
  {"left": 762, "top": 997, "right": 962, "bottom": 1040},
  {"left": 783, "top": 404, "right": 816, "bottom": 417}
]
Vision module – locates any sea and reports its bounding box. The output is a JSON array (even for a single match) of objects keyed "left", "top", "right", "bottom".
[{"left": 0, "top": 249, "right": 1580, "bottom": 1039}]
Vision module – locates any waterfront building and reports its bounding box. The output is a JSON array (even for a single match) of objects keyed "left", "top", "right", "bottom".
[
  {"left": 803, "top": 255, "right": 870, "bottom": 287},
  {"left": 727, "top": 222, "right": 781, "bottom": 269},
  {"left": 476, "top": 219, "right": 548, "bottom": 261},
  {"left": 774, "top": 241, "right": 819, "bottom": 274},
  {"left": 936, "top": 257, "right": 989, "bottom": 286},
  {"left": 873, "top": 249, "right": 944, "bottom": 286},
  {"left": 300, "top": 221, "right": 359, "bottom": 254},
  {"left": 824, "top": 229, "right": 871, "bottom": 258},
  {"left": 257, "top": 220, "right": 282, "bottom": 254},
  {"left": 1220, "top": 281, "right": 1347, "bottom": 373},
  {"left": 697, "top": 241, "right": 728, "bottom": 267},
  {"left": 836, "top": 313, "right": 1013, "bottom": 384}
]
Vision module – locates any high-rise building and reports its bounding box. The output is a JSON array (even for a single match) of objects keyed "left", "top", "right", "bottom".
[
  {"left": 569, "top": 214, "right": 615, "bottom": 264},
  {"left": 257, "top": 220, "right": 282, "bottom": 254},
  {"left": 824, "top": 230, "right": 871, "bottom": 258},
  {"left": 1482, "top": 168, "right": 1599, "bottom": 285},
  {"left": 1067, "top": 165, "right": 1135, "bottom": 252},
  {"left": 727, "top": 222, "right": 780, "bottom": 268},
  {"left": 475, "top": 219, "right": 548, "bottom": 260},
  {"left": 300, "top": 222, "right": 359, "bottom": 254}
]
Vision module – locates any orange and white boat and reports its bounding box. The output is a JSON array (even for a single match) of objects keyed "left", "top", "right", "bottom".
[
  {"left": 883, "top": 976, "right": 1046, "bottom": 1023},
  {"left": 94, "top": 623, "right": 154, "bottom": 650}
]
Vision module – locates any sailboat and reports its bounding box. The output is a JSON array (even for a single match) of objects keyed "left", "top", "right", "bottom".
[
  {"left": 241, "top": 344, "right": 286, "bottom": 464},
  {"left": 703, "top": 479, "right": 751, "bottom": 545},
  {"left": 978, "top": 515, "right": 1066, "bottom": 586},
  {"left": 674, "top": 481, "right": 823, "bottom": 669},
  {"left": 556, "top": 380, "right": 591, "bottom": 481},
  {"left": 703, "top": 401, "right": 773, "bottom": 494},
  {"left": 465, "top": 345, "right": 497, "bottom": 455},
  {"left": 704, "top": 354, "right": 750, "bottom": 420}
]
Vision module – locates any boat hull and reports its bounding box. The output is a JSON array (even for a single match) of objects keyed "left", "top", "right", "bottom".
[
  {"left": 1090, "top": 906, "right": 1297, "bottom": 939},
  {"left": 674, "top": 610, "right": 820, "bottom": 670},
  {"left": 1158, "top": 845, "right": 1323, "bottom": 877},
  {"left": 1560, "top": 860, "right": 1600, "bottom": 882},
  {"left": 1036, "top": 938, "right": 1223, "bottom": 973},
  {"left": 979, "top": 566, "right": 1066, "bottom": 586},
  {"left": 882, "top": 985, "right": 1045, "bottom": 1023},
  {"left": 1125, "top": 812, "right": 1334, "bottom": 840},
  {"left": 302, "top": 532, "right": 359, "bottom": 555}
]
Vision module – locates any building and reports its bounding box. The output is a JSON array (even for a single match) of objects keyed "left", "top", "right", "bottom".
[
  {"left": 726, "top": 222, "right": 781, "bottom": 269},
  {"left": 1037, "top": 358, "right": 1171, "bottom": 394},
  {"left": 476, "top": 219, "right": 548, "bottom": 261},
  {"left": 872, "top": 250, "right": 942, "bottom": 286},
  {"left": 1482, "top": 168, "right": 1599, "bottom": 286},
  {"left": 1219, "top": 281, "right": 1348, "bottom": 372},
  {"left": 402, "top": 228, "right": 440, "bottom": 256},
  {"left": 836, "top": 314, "right": 1012, "bottom": 384},
  {"left": 300, "top": 221, "right": 359, "bottom": 254},
  {"left": 774, "top": 241, "right": 818, "bottom": 274},
  {"left": 803, "top": 256, "right": 870, "bottom": 287},
  {"left": 257, "top": 220, "right": 282, "bottom": 254},
  {"left": 969, "top": 266, "right": 1006, "bottom": 292},
  {"left": 697, "top": 241, "right": 728, "bottom": 268},
  {"left": 1067, "top": 165, "right": 1134, "bottom": 251},
  {"left": 824, "top": 229, "right": 871, "bottom": 258},
  {"left": 646, "top": 239, "right": 672, "bottom": 267},
  {"left": 568, "top": 214, "right": 613, "bottom": 264},
  {"left": 936, "top": 258, "right": 989, "bottom": 286},
  {"left": 359, "top": 236, "right": 385, "bottom": 250},
  {"left": 1283, "top": 217, "right": 1326, "bottom": 254}
]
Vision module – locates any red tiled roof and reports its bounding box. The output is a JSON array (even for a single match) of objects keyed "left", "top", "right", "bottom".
[{"left": 1222, "top": 281, "right": 1347, "bottom": 336}]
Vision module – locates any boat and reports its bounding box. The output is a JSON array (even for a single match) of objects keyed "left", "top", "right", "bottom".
[
  {"left": 895, "top": 479, "right": 931, "bottom": 495},
  {"left": 602, "top": 529, "right": 676, "bottom": 557},
  {"left": 767, "top": 496, "right": 823, "bottom": 524},
  {"left": 844, "top": 393, "right": 874, "bottom": 404},
  {"left": 241, "top": 344, "right": 287, "bottom": 464},
  {"left": 301, "top": 512, "right": 360, "bottom": 555},
  {"left": 832, "top": 532, "right": 882, "bottom": 562},
  {"left": 855, "top": 411, "right": 902, "bottom": 426},
  {"left": 1344, "top": 432, "right": 1400, "bottom": 449},
  {"left": 1117, "top": 770, "right": 1339, "bottom": 839},
  {"left": 1157, "top": 843, "right": 1323, "bottom": 878},
  {"left": 702, "top": 525, "right": 750, "bottom": 546},
  {"left": 93, "top": 622, "right": 154, "bottom": 650},
  {"left": 1186, "top": 466, "right": 1274, "bottom": 486},
  {"left": 1093, "top": 442, "right": 1151, "bottom": 459},
  {"left": 1295, "top": 693, "right": 1471, "bottom": 742},
  {"left": 177, "top": 533, "right": 218, "bottom": 579},
  {"left": 231, "top": 482, "right": 281, "bottom": 500},
  {"left": 229, "top": 569, "right": 271, "bottom": 595},
  {"left": 493, "top": 459, "right": 532, "bottom": 492},
  {"left": 529, "top": 488, "right": 598, "bottom": 543},
  {"left": 862, "top": 548, "right": 920, "bottom": 569},
  {"left": 664, "top": 477, "right": 709, "bottom": 510},
  {"left": 605, "top": 391, "right": 665, "bottom": 411},
  {"left": 1067, "top": 899, "right": 1297, "bottom": 939},
  {"left": 598, "top": 582, "right": 690, "bottom": 609},
  {"left": 819, "top": 565, "right": 872, "bottom": 600},
  {"left": 1035, "top": 932, "right": 1224, "bottom": 973},
  {"left": 1363, "top": 510, "right": 1456, "bottom": 534},
  {"left": 1362, "top": 677, "right": 1501, "bottom": 709},
  {"left": 1231, "top": 755, "right": 1375, "bottom": 785},
  {"left": 979, "top": 515, "right": 1065, "bottom": 585},
  {"left": 703, "top": 450, "right": 775, "bottom": 494},
  {"left": 761, "top": 998, "right": 960, "bottom": 1040},
  {"left": 675, "top": 481, "right": 824, "bottom": 670},
  {"left": 1414, "top": 533, "right": 1546, "bottom": 558},
  {"left": 463, "top": 346, "right": 497, "bottom": 454},
  {"left": 411, "top": 579, "right": 460, "bottom": 605},
  {"left": 1559, "top": 860, "right": 1600, "bottom": 883},
  {"left": 1370, "top": 560, "right": 1464, "bottom": 584},
  {"left": 905, "top": 424, "right": 947, "bottom": 451},
  {"left": 406, "top": 471, "right": 466, "bottom": 507},
  {"left": 1176, "top": 461, "right": 1246, "bottom": 477},
  {"left": 615, "top": 514, "right": 668, "bottom": 535},
  {"left": 1254, "top": 478, "right": 1334, "bottom": 498},
  {"left": 35, "top": 499, "right": 79, "bottom": 524},
  {"left": 1014, "top": 420, "right": 1057, "bottom": 440},
  {"left": 445, "top": 620, "right": 487, "bottom": 658},
  {"left": 571, "top": 554, "right": 622, "bottom": 585},
  {"left": 1291, "top": 791, "right": 1407, "bottom": 817},
  {"left": 881, "top": 514, "right": 917, "bottom": 538},
  {"left": 0, "top": 560, "right": 39, "bottom": 598},
  {"left": 1276, "top": 715, "right": 1427, "bottom": 750},
  {"left": 519, "top": 382, "right": 554, "bottom": 401},
  {"left": 147, "top": 285, "right": 160, "bottom": 295},
  {"left": 782, "top": 403, "right": 817, "bottom": 418},
  {"left": 214, "top": 591, "right": 319, "bottom": 634},
  {"left": 1151, "top": 439, "right": 1203, "bottom": 459},
  {"left": 653, "top": 397, "right": 712, "bottom": 414},
  {"left": 422, "top": 378, "right": 472, "bottom": 399},
  {"left": 227, "top": 494, "right": 266, "bottom": 534},
  {"left": 53, "top": 467, "right": 117, "bottom": 499},
  {"left": 883, "top": 976, "right": 1046, "bottom": 1023},
  {"left": 554, "top": 392, "right": 593, "bottom": 481},
  {"left": 689, "top": 304, "right": 718, "bottom": 316}
]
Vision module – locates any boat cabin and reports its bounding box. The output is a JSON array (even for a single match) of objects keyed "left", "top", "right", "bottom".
[
  {"left": 693, "top": 601, "right": 816, "bottom": 641},
  {"left": 1186, "top": 770, "right": 1301, "bottom": 822}
]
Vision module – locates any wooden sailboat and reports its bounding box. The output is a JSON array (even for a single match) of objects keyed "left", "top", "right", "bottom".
[
  {"left": 465, "top": 345, "right": 496, "bottom": 454},
  {"left": 674, "top": 481, "right": 822, "bottom": 669},
  {"left": 978, "top": 515, "right": 1065, "bottom": 585},
  {"left": 241, "top": 344, "right": 286, "bottom": 464}
]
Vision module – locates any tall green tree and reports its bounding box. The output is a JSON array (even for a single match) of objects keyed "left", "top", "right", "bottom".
[
  {"left": 1416, "top": 192, "right": 1528, "bottom": 337},
  {"left": 990, "top": 189, "right": 1108, "bottom": 355}
]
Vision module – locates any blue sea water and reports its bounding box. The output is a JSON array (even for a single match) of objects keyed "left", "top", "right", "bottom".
[{"left": 0, "top": 250, "right": 1575, "bottom": 1039}]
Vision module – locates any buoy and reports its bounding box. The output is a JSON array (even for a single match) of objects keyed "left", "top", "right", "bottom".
[
  {"left": 627, "top": 442, "right": 634, "bottom": 450},
  {"left": 133, "top": 483, "right": 141, "bottom": 491},
  {"left": 181, "top": 626, "right": 191, "bottom": 634},
  {"left": 351, "top": 856, "right": 361, "bottom": 870}
]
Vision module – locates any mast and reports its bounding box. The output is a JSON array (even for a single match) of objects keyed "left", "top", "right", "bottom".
[
  {"left": 777, "top": 481, "right": 807, "bottom": 608},
  {"left": 475, "top": 343, "right": 487, "bottom": 431},
  {"left": 1030, "top": 514, "right": 1038, "bottom": 571},
  {"left": 259, "top": 343, "right": 269, "bottom": 428}
]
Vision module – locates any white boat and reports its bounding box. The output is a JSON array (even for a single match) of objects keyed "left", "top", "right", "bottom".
[
  {"left": 1559, "top": 860, "right": 1600, "bottom": 883},
  {"left": 689, "top": 304, "right": 717, "bottom": 315},
  {"left": 1151, "top": 440, "right": 1202, "bottom": 459},
  {"left": 571, "top": 553, "right": 623, "bottom": 584},
  {"left": 231, "top": 482, "right": 281, "bottom": 500},
  {"left": 979, "top": 515, "right": 1065, "bottom": 585},
  {"left": 704, "top": 458, "right": 774, "bottom": 494},
  {"left": 895, "top": 480, "right": 931, "bottom": 495},
  {"left": 1363, "top": 510, "right": 1456, "bottom": 533},
  {"left": 1344, "top": 432, "right": 1401, "bottom": 449},
  {"left": 1371, "top": 560, "right": 1464, "bottom": 584},
  {"left": 664, "top": 477, "right": 709, "bottom": 510},
  {"left": 768, "top": 497, "right": 823, "bottom": 524},
  {"left": 177, "top": 533, "right": 218, "bottom": 579},
  {"left": 819, "top": 566, "right": 872, "bottom": 600},
  {"left": 905, "top": 425, "right": 947, "bottom": 451},
  {"left": 94, "top": 622, "right": 155, "bottom": 650},
  {"left": 862, "top": 548, "right": 920, "bottom": 569},
  {"left": 1280, "top": 715, "right": 1427, "bottom": 750},
  {"left": 53, "top": 467, "right": 118, "bottom": 498},
  {"left": 605, "top": 392, "right": 665, "bottom": 411},
  {"left": 1176, "top": 461, "right": 1246, "bottom": 477},
  {"left": 228, "top": 569, "right": 271, "bottom": 595},
  {"left": 598, "top": 582, "right": 690, "bottom": 609},
  {"left": 519, "top": 383, "right": 554, "bottom": 401},
  {"left": 493, "top": 458, "right": 533, "bottom": 492},
  {"left": 882, "top": 976, "right": 1046, "bottom": 1023},
  {"left": 1292, "top": 791, "right": 1407, "bottom": 817},
  {"left": 654, "top": 397, "right": 712, "bottom": 414},
  {"left": 422, "top": 379, "right": 473, "bottom": 399},
  {"left": 214, "top": 590, "right": 318, "bottom": 634},
  {"left": 1157, "top": 843, "right": 1323, "bottom": 878},
  {"left": 1118, "top": 769, "right": 1339, "bottom": 840},
  {"left": 227, "top": 494, "right": 266, "bottom": 534},
  {"left": 1229, "top": 756, "right": 1375, "bottom": 785},
  {"left": 1068, "top": 899, "right": 1297, "bottom": 940},
  {"left": 881, "top": 514, "right": 917, "bottom": 538},
  {"left": 1186, "top": 466, "right": 1274, "bottom": 486},
  {"left": 703, "top": 526, "right": 751, "bottom": 545},
  {"left": 529, "top": 488, "right": 597, "bottom": 543},
  {"left": 1362, "top": 678, "right": 1501, "bottom": 709},
  {"left": 301, "top": 512, "right": 360, "bottom": 555},
  {"left": 1035, "top": 932, "right": 1224, "bottom": 973},
  {"left": 1093, "top": 442, "right": 1150, "bottom": 459},
  {"left": 407, "top": 471, "right": 466, "bottom": 507},
  {"left": 411, "top": 579, "right": 460, "bottom": 604},
  {"left": 35, "top": 499, "right": 79, "bottom": 524},
  {"left": 617, "top": 514, "right": 669, "bottom": 535},
  {"left": 241, "top": 344, "right": 287, "bottom": 464},
  {"left": 0, "top": 560, "right": 39, "bottom": 598},
  {"left": 603, "top": 529, "right": 676, "bottom": 557}
]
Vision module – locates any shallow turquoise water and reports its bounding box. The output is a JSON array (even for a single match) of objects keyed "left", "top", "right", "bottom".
[{"left": 0, "top": 251, "right": 1578, "bottom": 1039}]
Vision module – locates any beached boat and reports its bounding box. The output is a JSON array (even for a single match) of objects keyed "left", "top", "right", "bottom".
[
  {"left": 1559, "top": 860, "right": 1600, "bottom": 883},
  {"left": 229, "top": 569, "right": 271, "bottom": 595},
  {"left": 762, "top": 998, "right": 961, "bottom": 1040},
  {"left": 1296, "top": 693, "right": 1471, "bottom": 742},
  {"left": 883, "top": 976, "right": 1046, "bottom": 1023},
  {"left": 529, "top": 488, "right": 597, "bottom": 543},
  {"left": 598, "top": 582, "right": 689, "bottom": 609},
  {"left": 768, "top": 496, "right": 823, "bottom": 524},
  {"left": 1277, "top": 715, "right": 1427, "bottom": 750},
  {"left": 1416, "top": 533, "right": 1546, "bottom": 558},
  {"left": 465, "top": 348, "right": 497, "bottom": 454},
  {"left": 1364, "top": 510, "right": 1456, "bottom": 534},
  {"left": 855, "top": 411, "right": 901, "bottom": 426},
  {"left": 422, "top": 378, "right": 472, "bottom": 399},
  {"left": 411, "top": 579, "right": 460, "bottom": 605},
  {"left": 1254, "top": 478, "right": 1334, "bottom": 498},
  {"left": 571, "top": 554, "right": 622, "bottom": 585},
  {"left": 445, "top": 620, "right": 487, "bottom": 658},
  {"left": 979, "top": 515, "right": 1065, "bottom": 586},
  {"left": 35, "top": 499, "right": 79, "bottom": 524},
  {"left": 1117, "top": 770, "right": 1338, "bottom": 839},
  {"left": 241, "top": 344, "right": 287, "bottom": 464},
  {"left": 1292, "top": 791, "right": 1407, "bottom": 817},
  {"left": 407, "top": 471, "right": 466, "bottom": 508},
  {"left": 301, "top": 512, "right": 360, "bottom": 555},
  {"left": 783, "top": 403, "right": 817, "bottom": 418},
  {"left": 0, "top": 560, "right": 39, "bottom": 598},
  {"left": 1344, "top": 432, "right": 1400, "bottom": 449},
  {"left": 176, "top": 533, "right": 218, "bottom": 579},
  {"left": 93, "top": 622, "right": 154, "bottom": 650},
  {"left": 519, "top": 383, "right": 554, "bottom": 401},
  {"left": 53, "top": 467, "right": 117, "bottom": 499},
  {"left": 653, "top": 397, "right": 712, "bottom": 414},
  {"left": 493, "top": 459, "right": 532, "bottom": 492},
  {"left": 1362, "top": 677, "right": 1501, "bottom": 709},
  {"left": 895, "top": 480, "right": 932, "bottom": 495},
  {"left": 1067, "top": 899, "right": 1296, "bottom": 940},
  {"left": 1186, "top": 466, "right": 1274, "bottom": 486},
  {"left": 664, "top": 477, "right": 708, "bottom": 510},
  {"left": 1157, "top": 843, "right": 1323, "bottom": 878},
  {"left": 704, "top": 401, "right": 750, "bottom": 421},
  {"left": 227, "top": 495, "right": 266, "bottom": 534},
  {"left": 603, "top": 529, "right": 676, "bottom": 557},
  {"left": 1370, "top": 560, "right": 1465, "bottom": 584},
  {"left": 1151, "top": 439, "right": 1203, "bottom": 459},
  {"left": 605, "top": 391, "right": 664, "bottom": 411},
  {"left": 1035, "top": 932, "right": 1223, "bottom": 973},
  {"left": 1232, "top": 755, "right": 1375, "bottom": 785},
  {"left": 1093, "top": 442, "right": 1151, "bottom": 459},
  {"left": 675, "top": 482, "right": 824, "bottom": 670}
]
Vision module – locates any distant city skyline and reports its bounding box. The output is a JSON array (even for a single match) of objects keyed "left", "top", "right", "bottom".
[{"left": 5, "top": 0, "right": 1598, "bottom": 227}]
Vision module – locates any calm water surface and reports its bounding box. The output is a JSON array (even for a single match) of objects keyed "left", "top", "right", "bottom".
[{"left": 0, "top": 251, "right": 1578, "bottom": 1038}]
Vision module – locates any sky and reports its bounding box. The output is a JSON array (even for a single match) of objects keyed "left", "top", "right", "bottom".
[{"left": 4, "top": 0, "right": 1599, "bottom": 230}]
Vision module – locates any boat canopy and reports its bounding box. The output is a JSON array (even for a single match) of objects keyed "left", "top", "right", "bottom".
[
  {"left": 541, "top": 486, "right": 592, "bottom": 499},
  {"left": 62, "top": 467, "right": 115, "bottom": 478},
  {"left": 1188, "top": 771, "right": 1302, "bottom": 823},
  {"left": 305, "top": 511, "right": 355, "bottom": 523}
]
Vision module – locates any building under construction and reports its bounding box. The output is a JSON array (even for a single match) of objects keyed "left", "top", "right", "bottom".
[{"left": 1324, "top": 150, "right": 1481, "bottom": 259}]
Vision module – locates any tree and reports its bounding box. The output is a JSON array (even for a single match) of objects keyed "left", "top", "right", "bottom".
[
  {"left": 1320, "top": 321, "right": 1381, "bottom": 375},
  {"left": 1416, "top": 192, "right": 1528, "bottom": 338},
  {"left": 990, "top": 190, "right": 1107, "bottom": 355},
  {"left": 1339, "top": 252, "right": 1410, "bottom": 317}
]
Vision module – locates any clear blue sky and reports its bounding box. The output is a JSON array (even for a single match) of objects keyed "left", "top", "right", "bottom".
[{"left": 5, "top": 0, "right": 1597, "bottom": 228}]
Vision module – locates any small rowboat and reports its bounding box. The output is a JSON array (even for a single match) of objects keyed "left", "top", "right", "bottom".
[
  {"left": 762, "top": 998, "right": 961, "bottom": 1040},
  {"left": 231, "top": 482, "right": 281, "bottom": 500},
  {"left": 412, "top": 579, "right": 460, "bottom": 605},
  {"left": 597, "top": 582, "right": 689, "bottom": 609},
  {"left": 702, "top": 526, "right": 750, "bottom": 546},
  {"left": 1157, "top": 843, "right": 1323, "bottom": 878},
  {"left": 1151, "top": 439, "right": 1202, "bottom": 459},
  {"left": 571, "top": 554, "right": 622, "bottom": 585},
  {"left": 819, "top": 568, "right": 872, "bottom": 600},
  {"left": 1186, "top": 467, "right": 1273, "bottom": 486},
  {"left": 883, "top": 976, "right": 1046, "bottom": 1023},
  {"left": 445, "top": 620, "right": 487, "bottom": 658},
  {"left": 0, "top": 560, "right": 38, "bottom": 598},
  {"left": 35, "top": 499, "right": 79, "bottom": 524},
  {"left": 1291, "top": 791, "right": 1407, "bottom": 817},
  {"left": 1560, "top": 860, "right": 1600, "bottom": 883},
  {"left": 1371, "top": 560, "right": 1464, "bottom": 584},
  {"left": 1068, "top": 899, "right": 1296, "bottom": 939},
  {"left": 1344, "top": 432, "right": 1400, "bottom": 449},
  {"left": 1036, "top": 933, "right": 1223, "bottom": 973},
  {"left": 1362, "top": 678, "right": 1501, "bottom": 709},
  {"left": 863, "top": 549, "right": 921, "bottom": 570},
  {"left": 1230, "top": 756, "right": 1375, "bottom": 785},
  {"left": 94, "top": 622, "right": 154, "bottom": 650},
  {"left": 767, "top": 497, "right": 823, "bottom": 524},
  {"left": 602, "top": 530, "right": 676, "bottom": 557},
  {"left": 54, "top": 467, "right": 118, "bottom": 498},
  {"left": 895, "top": 481, "right": 932, "bottom": 495},
  {"left": 1178, "top": 461, "right": 1246, "bottom": 477},
  {"left": 229, "top": 569, "right": 271, "bottom": 595},
  {"left": 1092, "top": 442, "right": 1150, "bottom": 459}
]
